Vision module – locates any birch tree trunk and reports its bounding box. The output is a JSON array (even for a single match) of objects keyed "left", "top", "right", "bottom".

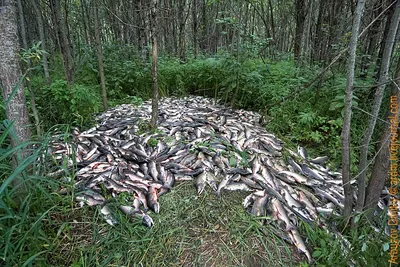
[{"left": 341, "top": 0, "right": 366, "bottom": 219}]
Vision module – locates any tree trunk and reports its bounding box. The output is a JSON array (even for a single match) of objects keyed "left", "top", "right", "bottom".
[
  {"left": 0, "top": 0, "right": 32, "bottom": 187},
  {"left": 199, "top": 0, "right": 207, "bottom": 52},
  {"left": 268, "top": 0, "right": 276, "bottom": 41},
  {"left": 312, "top": 0, "right": 323, "bottom": 61},
  {"left": 359, "top": 0, "right": 383, "bottom": 78},
  {"left": 140, "top": 0, "right": 150, "bottom": 64},
  {"left": 80, "top": 0, "right": 90, "bottom": 45},
  {"left": 294, "top": 0, "right": 307, "bottom": 61},
  {"left": 93, "top": 0, "right": 108, "bottom": 110},
  {"left": 50, "top": 0, "right": 74, "bottom": 88},
  {"left": 364, "top": 58, "right": 400, "bottom": 220},
  {"left": 150, "top": 0, "right": 159, "bottom": 130},
  {"left": 178, "top": 0, "right": 186, "bottom": 63},
  {"left": 341, "top": 0, "right": 366, "bottom": 220},
  {"left": 355, "top": 0, "right": 400, "bottom": 213},
  {"left": 32, "top": 0, "right": 50, "bottom": 84},
  {"left": 192, "top": 0, "right": 198, "bottom": 58},
  {"left": 17, "top": 0, "right": 41, "bottom": 136},
  {"left": 374, "top": 1, "right": 395, "bottom": 78}
]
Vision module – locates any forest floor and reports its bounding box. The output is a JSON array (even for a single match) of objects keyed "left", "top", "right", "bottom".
[{"left": 45, "top": 181, "right": 307, "bottom": 266}]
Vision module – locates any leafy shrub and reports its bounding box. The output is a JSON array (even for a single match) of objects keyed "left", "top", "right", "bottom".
[{"left": 36, "top": 80, "right": 100, "bottom": 127}]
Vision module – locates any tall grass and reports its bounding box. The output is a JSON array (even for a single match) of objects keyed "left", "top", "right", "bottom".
[{"left": 0, "top": 119, "right": 62, "bottom": 266}]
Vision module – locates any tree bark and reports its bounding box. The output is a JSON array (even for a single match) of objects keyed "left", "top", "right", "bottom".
[
  {"left": 364, "top": 58, "right": 400, "bottom": 220},
  {"left": 341, "top": 0, "right": 366, "bottom": 220},
  {"left": 359, "top": 0, "right": 383, "bottom": 78},
  {"left": 0, "top": 0, "right": 32, "bottom": 187},
  {"left": 140, "top": 0, "right": 150, "bottom": 63},
  {"left": 17, "top": 0, "right": 41, "bottom": 136},
  {"left": 355, "top": 0, "right": 400, "bottom": 213},
  {"left": 150, "top": 0, "right": 159, "bottom": 130},
  {"left": 50, "top": 0, "right": 74, "bottom": 88},
  {"left": 374, "top": 1, "right": 395, "bottom": 78},
  {"left": 178, "top": 0, "right": 187, "bottom": 63},
  {"left": 93, "top": 0, "right": 108, "bottom": 110},
  {"left": 268, "top": 0, "right": 276, "bottom": 41},
  {"left": 32, "top": 0, "right": 50, "bottom": 84},
  {"left": 294, "top": 0, "right": 307, "bottom": 61},
  {"left": 80, "top": 0, "right": 90, "bottom": 45},
  {"left": 192, "top": 0, "right": 198, "bottom": 58}
]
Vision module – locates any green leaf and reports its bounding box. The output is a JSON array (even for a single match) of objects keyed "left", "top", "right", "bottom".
[
  {"left": 229, "top": 157, "right": 236, "bottom": 167},
  {"left": 312, "top": 250, "right": 322, "bottom": 257}
]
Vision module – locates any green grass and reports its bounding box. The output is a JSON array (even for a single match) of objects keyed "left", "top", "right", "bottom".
[{"left": 38, "top": 182, "right": 302, "bottom": 266}]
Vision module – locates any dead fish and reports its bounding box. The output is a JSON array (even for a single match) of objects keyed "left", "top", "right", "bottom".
[
  {"left": 250, "top": 194, "right": 269, "bottom": 217},
  {"left": 120, "top": 205, "right": 154, "bottom": 227},
  {"left": 271, "top": 198, "right": 295, "bottom": 231},
  {"left": 288, "top": 229, "right": 312, "bottom": 263},
  {"left": 76, "top": 194, "right": 105, "bottom": 206},
  {"left": 205, "top": 172, "right": 218, "bottom": 191},
  {"left": 224, "top": 182, "right": 252, "bottom": 191},
  {"left": 309, "top": 156, "right": 328, "bottom": 165},
  {"left": 194, "top": 171, "right": 207, "bottom": 195},
  {"left": 216, "top": 174, "right": 232, "bottom": 196},
  {"left": 279, "top": 171, "right": 308, "bottom": 184},
  {"left": 50, "top": 96, "right": 362, "bottom": 244},
  {"left": 297, "top": 145, "right": 307, "bottom": 160},
  {"left": 147, "top": 185, "right": 160, "bottom": 213},
  {"left": 100, "top": 204, "right": 118, "bottom": 226}
]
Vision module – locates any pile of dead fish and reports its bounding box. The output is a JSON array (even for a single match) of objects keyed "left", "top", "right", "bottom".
[{"left": 46, "top": 96, "right": 372, "bottom": 263}]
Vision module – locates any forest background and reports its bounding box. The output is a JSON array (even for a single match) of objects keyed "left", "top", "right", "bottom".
[{"left": 0, "top": 0, "right": 399, "bottom": 266}]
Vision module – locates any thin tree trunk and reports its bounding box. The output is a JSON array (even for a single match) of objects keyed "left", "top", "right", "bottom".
[
  {"left": 50, "top": 0, "right": 74, "bottom": 88},
  {"left": 32, "top": 0, "right": 50, "bottom": 84},
  {"left": 312, "top": 1, "right": 323, "bottom": 61},
  {"left": 140, "top": 0, "right": 150, "bottom": 63},
  {"left": 374, "top": 1, "right": 395, "bottom": 78},
  {"left": 178, "top": 0, "right": 187, "bottom": 63},
  {"left": 0, "top": 0, "right": 32, "bottom": 189},
  {"left": 294, "top": 0, "right": 307, "bottom": 61},
  {"left": 17, "top": 0, "right": 41, "bottom": 136},
  {"left": 359, "top": 0, "right": 383, "bottom": 78},
  {"left": 268, "top": 0, "right": 275, "bottom": 41},
  {"left": 355, "top": 0, "right": 400, "bottom": 213},
  {"left": 364, "top": 58, "right": 400, "bottom": 220},
  {"left": 80, "top": 0, "right": 90, "bottom": 45},
  {"left": 150, "top": 0, "right": 159, "bottom": 130},
  {"left": 193, "top": 0, "right": 198, "bottom": 58},
  {"left": 93, "top": 0, "right": 108, "bottom": 110},
  {"left": 341, "top": 0, "right": 366, "bottom": 220}
]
